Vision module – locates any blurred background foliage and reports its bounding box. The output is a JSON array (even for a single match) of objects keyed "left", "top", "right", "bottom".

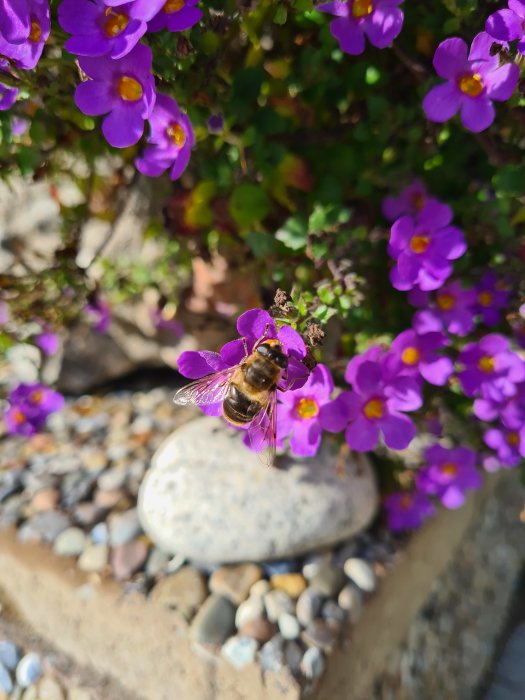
[{"left": 1, "top": 0, "right": 524, "bottom": 373}]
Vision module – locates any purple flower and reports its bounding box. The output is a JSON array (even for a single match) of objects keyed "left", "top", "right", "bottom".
[
  {"left": 0, "top": 301, "right": 8, "bottom": 325},
  {"left": 388, "top": 202, "right": 466, "bottom": 292},
  {"left": 85, "top": 299, "right": 111, "bottom": 333},
  {"left": 319, "top": 351, "right": 422, "bottom": 452},
  {"left": 0, "top": 0, "right": 30, "bottom": 43},
  {"left": 0, "top": 0, "right": 50, "bottom": 70},
  {"left": 382, "top": 179, "right": 451, "bottom": 222},
  {"left": 103, "top": 0, "right": 165, "bottom": 21},
  {"left": 458, "top": 334, "right": 525, "bottom": 401},
  {"left": 423, "top": 32, "right": 519, "bottom": 133},
  {"left": 386, "top": 329, "right": 453, "bottom": 386},
  {"left": 474, "top": 383, "right": 525, "bottom": 428},
  {"left": 148, "top": 0, "right": 203, "bottom": 34},
  {"left": 11, "top": 115, "right": 29, "bottom": 134},
  {"left": 384, "top": 490, "right": 435, "bottom": 531},
  {"left": 152, "top": 306, "right": 184, "bottom": 337},
  {"left": 4, "top": 382, "right": 65, "bottom": 436},
  {"left": 207, "top": 113, "right": 224, "bottom": 135},
  {"left": 474, "top": 271, "right": 511, "bottom": 326},
  {"left": 177, "top": 308, "right": 309, "bottom": 417},
  {"left": 0, "top": 83, "right": 18, "bottom": 111},
  {"left": 59, "top": 0, "right": 148, "bottom": 60},
  {"left": 416, "top": 445, "right": 482, "bottom": 509},
  {"left": 486, "top": 1, "right": 525, "bottom": 56},
  {"left": 484, "top": 425, "right": 524, "bottom": 467},
  {"left": 410, "top": 281, "right": 477, "bottom": 337},
  {"left": 34, "top": 330, "right": 60, "bottom": 356},
  {"left": 318, "top": 0, "right": 404, "bottom": 56},
  {"left": 277, "top": 364, "right": 334, "bottom": 457},
  {"left": 136, "top": 94, "right": 194, "bottom": 181},
  {"left": 75, "top": 44, "right": 156, "bottom": 148}
]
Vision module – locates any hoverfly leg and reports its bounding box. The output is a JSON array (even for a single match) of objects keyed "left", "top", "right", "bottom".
[
  {"left": 242, "top": 335, "right": 249, "bottom": 358},
  {"left": 253, "top": 323, "right": 271, "bottom": 350}
]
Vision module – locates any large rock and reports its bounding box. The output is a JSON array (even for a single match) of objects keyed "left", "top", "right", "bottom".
[{"left": 138, "top": 417, "right": 378, "bottom": 564}]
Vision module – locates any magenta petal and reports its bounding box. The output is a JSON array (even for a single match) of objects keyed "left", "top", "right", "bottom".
[
  {"left": 345, "top": 416, "right": 379, "bottom": 452},
  {"left": 381, "top": 413, "right": 416, "bottom": 450},
  {"left": 460, "top": 96, "right": 495, "bottom": 133},
  {"left": 177, "top": 350, "right": 225, "bottom": 378},
  {"left": 486, "top": 9, "right": 523, "bottom": 42},
  {"left": 330, "top": 17, "right": 365, "bottom": 55},
  {"left": 317, "top": 1, "right": 349, "bottom": 17},
  {"left": 354, "top": 361, "right": 382, "bottom": 395},
  {"left": 390, "top": 216, "right": 414, "bottom": 251},
  {"left": 441, "top": 485, "right": 466, "bottom": 510},
  {"left": 363, "top": 7, "right": 404, "bottom": 49},
  {"left": 102, "top": 106, "right": 145, "bottom": 147},
  {"left": 74, "top": 81, "right": 113, "bottom": 116},
  {"left": 423, "top": 82, "right": 461, "bottom": 123},
  {"left": 509, "top": 0, "right": 525, "bottom": 19},
  {"left": 290, "top": 421, "right": 322, "bottom": 457},
  {"left": 220, "top": 339, "right": 245, "bottom": 367},
  {"left": 387, "top": 377, "right": 422, "bottom": 412},
  {"left": 433, "top": 37, "right": 468, "bottom": 78},
  {"left": 484, "top": 62, "right": 519, "bottom": 101},
  {"left": 237, "top": 309, "right": 276, "bottom": 342},
  {"left": 468, "top": 31, "right": 499, "bottom": 64},
  {"left": 420, "top": 357, "right": 454, "bottom": 386},
  {"left": 277, "top": 324, "right": 307, "bottom": 358}
]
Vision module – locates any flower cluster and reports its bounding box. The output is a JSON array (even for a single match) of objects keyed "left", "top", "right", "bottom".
[
  {"left": 0, "top": 0, "right": 50, "bottom": 110},
  {"left": 423, "top": 32, "right": 519, "bottom": 133},
  {"left": 4, "top": 382, "right": 64, "bottom": 436},
  {"left": 59, "top": 0, "right": 200, "bottom": 179}
]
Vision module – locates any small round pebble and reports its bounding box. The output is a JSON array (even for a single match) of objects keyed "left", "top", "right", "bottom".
[
  {"left": 259, "top": 635, "right": 285, "bottom": 673},
  {"left": 0, "top": 662, "right": 13, "bottom": 695},
  {"left": 108, "top": 509, "right": 142, "bottom": 547},
  {"left": 0, "top": 640, "right": 20, "bottom": 669},
  {"left": 270, "top": 573, "right": 307, "bottom": 599},
  {"left": 239, "top": 617, "right": 276, "bottom": 644},
  {"left": 302, "top": 553, "right": 333, "bottom": 580},
  {"left": 309, "top": 565, "right": 345, "bottom": 597},
  {"left": 296, "top": 588, "right": 323, "bottom": 627},
  {"left": 264, "top": 590, "right": 294, "bottom": 623},
  {"left": 77, "top": 544, "right": 109, "bottom": 573},
  {"left": 338, "top": 583, "right": 363, "bottom": 623},
  {"left": 235, "top": 596, "right": 265, "bottom": 629},
  {"left": 90, "top": 523, "right": 108, "bottom": 545},
  {"left": 250, "top": 579, "right": 271, "bottom": 597},
  {"left": 16, "top": 653, "right": 42, "bottom": 688},
  {"left": 146, "top": 548, "right": 170, "bottom": 577},
  {"left": 300, "top": 647, "right": 325, "bottom": 680},
  {"left": 53, "top": 528, "right": 87, "bottom": 557},
  {"left": 322, "top": 600, "right": 346, "bottom": 624},
  {"left": 221, "top": 636, "right": 258, "bottom": 669},
  {"left": 343, "top": 558, "right": 376, "bottom": 592},
  {"left": 38, "top": 677, "right": 65, "bottom": 700},
  {"left": 278, "top": 613, "right": 301, "bottom": 641}
]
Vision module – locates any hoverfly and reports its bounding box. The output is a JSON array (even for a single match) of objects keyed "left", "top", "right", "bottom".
[{"left": 173, "top": 331, "right": 293, "bottom": 465}]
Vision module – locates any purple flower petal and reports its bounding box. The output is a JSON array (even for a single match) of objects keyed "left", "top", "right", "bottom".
[
  {"left": 345, "top": 415, "right": 379, "bottom": 452},
  {"left": 423, "top": 82, "right": 461, "bottom": 122},
  {"left": 177, "top": 350, "right": 226, "bottom": 379},
  {"left": 237, "top": 309, "right": 276, "bottom": 342},
  {"left": 433, "top": 37, "right": 468, "bottom": 78},
  {"left": 486, "top": 9, "right": 524, "bottom": 42},
  {"left": 330, "top": 17, "right": 366, "bottom": 55},
  {"left": 363, "top": 6, "right": 404, "bottom": 49},
  {"left": 380, "top": 412, "right": 416, "bottom": 450}
]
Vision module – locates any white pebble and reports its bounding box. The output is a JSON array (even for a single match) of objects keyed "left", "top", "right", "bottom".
[
  {"left": 343, "top": 558, "right": 376, "bottom": 592},
  {"left": 278, "top": 613, "right": 300, "bottom": 641}
]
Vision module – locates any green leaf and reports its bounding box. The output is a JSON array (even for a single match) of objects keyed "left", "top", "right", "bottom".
[
  {"left": 246, "top": 231, "right": 277, "bottom": 257},
  {"left": 229, "top": 184, "right": 270, "bottom": 228},
  {"left": 274, "top": 5, "right": 288, "bottom": 24},
  {"left": 308, "top": 204, "right": 352, "bottom": 233},
  {"left": 275, "top": 216, "right": 308, "bottom": 251}
]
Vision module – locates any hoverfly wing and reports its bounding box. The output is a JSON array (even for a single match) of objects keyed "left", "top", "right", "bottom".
[
  {"left": 173, "top": 366, "right": 237, "bottom": 407},
  {"left": 245, "top": 392, "right": 278, "bottom": 468}
]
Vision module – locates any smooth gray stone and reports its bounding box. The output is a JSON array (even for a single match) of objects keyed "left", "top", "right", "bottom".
[
  {"left": 189, "top": 595, "right": 236, "bottom": 646},
  {"left": 139, "top": 417, "right": 378, "bottom": 564}
]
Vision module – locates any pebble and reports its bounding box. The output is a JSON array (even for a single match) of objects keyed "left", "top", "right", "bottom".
[
  {"left": 38, "top": 677, "right": 65, "bottom": 700},
  {"left": 209, "top": 564, "right": 263, "bottom": 606},
  {"left": 285, "top": 641, "right": 304, "bottom": 675},
  {"left": 53, "top": 528, "right": 87, "bottom": 557},
  {"left": 73, "top": 503, "right": 101, "bottom": 528},
  {"left": 0, "top": 641, "right": 20, "bottom": 669},
  {"left": 338, "top": 583, "right": 363, "bottom": 623},
  {"left": 149, "top": 567, "right": 207, "bottom": 621},
  {"left": 343, "top": 558, "right": 377, "bottom": 593},
  {"left": 94, "top": 489, "right": 125, "bottom": 510},
  {"left": 108, "top": 509, "right": 142, "bottom": 547},
  {"left": 302, "top": 553, "right": 333, "bottom": 580},
  {"left": 309, "top": 565, "right": 345, "bottom": 597},
  {"left": 322, "top": 600, "right": 346, "bottom": 624},
  {"left": 16, "top": 653, "right": 42, "bottom": 688},
  {"left": 90, "top": 523, "right": 108, "bottom": 545},
  {"left": 300, "top": 647, "right": 325, "bottom": 680},
  {"left": 270, "top": 573, "right": 307, "bottom": 599},
  {"left": 61, "top": 473, "right": 96, "bottom": 508},
  {"left": 25, "top": 512, "right": 70, "bottom": 543},
  {"left": 250, "top": 579, "right": 271, "bottom": 597},
  {"left": 296, "top": 588, "right": 323, "bottom": 627},
  {"left": 263, "top": 561, "right": 298, "bottom": 577},
  {"left": 238, "top": 617, "right": 276, "bottom": 644},
  {"left": 77, "top": 544, "right": 109, "bottom": 573},
  {"left": 189, "top": 595, "right": 236, "bottom": 646},
  {"left": 235, "top": 596, "right": 265, "bottom": 629},
  {"left": 111, "top": 540, "right": 148, "bottom": 581},
  {"left": 97, "top": 468, "right": 128, "bottom": 492},
  {"left": 278, "top": 613, "right": 301, "bottom": 641},
  {"left": 264, "top": 590, "right": 294, "bottom": 623},
  {"left": 67, "top": 689, "right": 92, "bottom": 700},
  {"left": 0, "top": 663, "right": 12, "bottom": 695},
  {"left": 259, "top": 635, "right": 285, "bottom": 673},
  {"left": 22, "top": 686, "right": 38, "bottom": 700},
  {"left": 30, "top": 488, "right": 59, "bottom": 513},
  {"left": 301, "top": 619, "right": 338, "bottom": 654},
  {"left": 145, "top": 548, "right": 170, "bottom": 577},
  {"left": 220, "top": 636, "right": 258, "bottom": 669}
]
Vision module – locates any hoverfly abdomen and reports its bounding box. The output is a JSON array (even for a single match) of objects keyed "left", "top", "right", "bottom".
[{"left": 223, "top": 384, "right": 263, "bottom": 425}]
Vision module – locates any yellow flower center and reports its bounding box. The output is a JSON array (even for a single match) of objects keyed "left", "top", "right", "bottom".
[
  {"left": 437, "top": 293, "right": 455, "bottom": 311},
  {"left": 478, "top": 355, "right": 495, "bottom": 373},
  {"left": 401, "top": 347, "right": 420, "bottom": 366},
  {"left": 478, "top": 291, "right": 493, "bottom": 307},
  {"left": 117, "top": 76, "right": 143, "bottom": 102},
  {"left": 296, "top": 398, "right": 319, "bottom": 420},
  {"left": 363, "top": 398, "right": 384, "bottom": 420},
  {"left": 352, "top": 0, "right": 373, "bottom": 17},
  {"left": 164, "top": 0, "right": 185, "bottom": 12},
  {"left": 412, "top": 192, "right": 425, "bottom": 211},
  {"left": 166, "top": 122, "right": 186, "bottom": 147},
  {"left": 507, "top": 432, "right": 520, "bottom": 446},
  {"left": 441, "top": 462, "right": 458, "bottom": 477},
  {"left": 458, "top": 73, "right": 484, "bottom": 98},
  {"left": 104, "top": 10, "right": 129, "bottom": 37},
  {"left": 410, "top": 235, "right": 430, "bottom": 254},
  {"left": 29, "top": 19, "right": 42, "bottom": 43},
  {"left": 13, "top": 408, "right": 26, "bottom": 425},
  {"left": 30, "top": 390, "right": 43, "bottom": 404}
]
